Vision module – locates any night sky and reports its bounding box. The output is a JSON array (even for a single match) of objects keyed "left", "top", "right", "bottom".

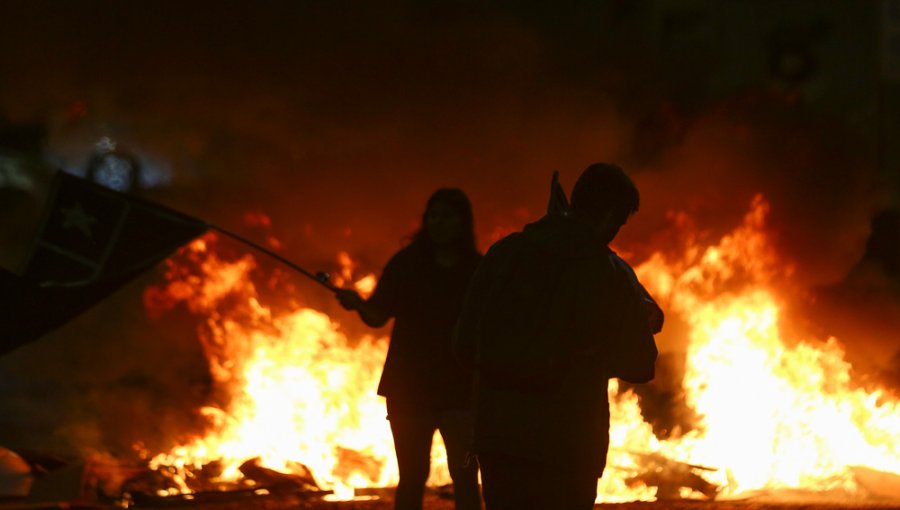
[{"left": 0, "top": 1, "right": 896, "bottom": 456}]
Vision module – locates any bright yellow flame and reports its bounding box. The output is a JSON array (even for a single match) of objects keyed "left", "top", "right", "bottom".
[
  {"left": 611, "top": 195, "right": 900, "bottom": 500},
  {"left": 354, "top": 274, "right": 377, "bottom": 299},
  {"left": 148, "top": 238, "right": 450, "bottom": 498},
  {"left": 148, "top": 196, "right": 900, "bottom": 502}
]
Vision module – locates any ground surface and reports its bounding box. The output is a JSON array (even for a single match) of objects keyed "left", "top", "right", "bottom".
[
  {"left": 3, "top": 489, "right": 900, "bottom": 510},
  {"left": 134, "top": 494, "right": 900, "bottom": 510}
]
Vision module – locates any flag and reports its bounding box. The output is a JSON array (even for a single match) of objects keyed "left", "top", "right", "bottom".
[
  {"left": 1, "top": 171, "right": 208, "bottom": 356},
  {"left": 547, "top": 170, "right": 569, "bottom": 216}
]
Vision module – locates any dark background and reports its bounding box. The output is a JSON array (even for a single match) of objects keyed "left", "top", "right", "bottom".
[{"left": 0, "top": 0, "right": 898, "bottom": 460}]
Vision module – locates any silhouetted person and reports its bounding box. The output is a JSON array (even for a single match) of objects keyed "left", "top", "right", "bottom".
[
  {"left": 455, "top": 163, "right": 660, "bottom": 510},
  {"left": 337, "top": 189, "right": 483, "bottom": 510}
]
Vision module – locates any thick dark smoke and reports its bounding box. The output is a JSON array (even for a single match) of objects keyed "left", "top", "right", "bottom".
[{"left": 0, "top": 1, "right": 893, "bottom": 457}]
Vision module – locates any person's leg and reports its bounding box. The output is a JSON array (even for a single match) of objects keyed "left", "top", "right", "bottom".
[
  {"left": 437, "top": 410, "right": 482, "bottom": 510},
  {"left": 477, "top": 453, "right": 537, "bottom": 510},
  {"left": 389, "top": 413, "right": 436, "bottom": 510},
  {"left": 480, "top": 453, "right": 598, "bottom": 510},
  {"left": 542, "top": 468, "right": 598, "bottom": 510}
]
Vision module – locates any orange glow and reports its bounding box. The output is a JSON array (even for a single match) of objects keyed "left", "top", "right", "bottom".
[
  {"left": 601, "top": 195, "right": 900, "bottom": 501},
  {"left": 147, "top": 236, "right": 446, "bottom": 499},
  {"left": 145, "top": 195, "right": 899, "bottom": 502},
  {"left": 353, "top": 274, "right": 377, "bottom": 299},
  {"left": 329, "top": 251, "right": 377, "bottom": 298}
]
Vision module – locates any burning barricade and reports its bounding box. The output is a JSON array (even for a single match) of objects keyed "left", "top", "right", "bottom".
[
  {"left": 1, "top": 188, "right": 899, "bottom": 507},
  {"left": 129, "top": 194, "right": 899, "bottom": 505}
]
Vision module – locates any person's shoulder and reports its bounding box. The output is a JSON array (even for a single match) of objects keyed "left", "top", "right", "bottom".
[
  {"left": 609, "top": 251, "right": 638, "bottom": 278},
  {"left": 465, "top": 249, "right": 484, "bottom": 265},
  {"left": 479, "top": 233, "right": 520, "bottom": 263},
  {"left": 382, "top": 244, "right": 420, "bottom": 272},
  {"left": 486, "top": 231, "right": 526, "bottom": 254},
  {"left": 391, "top": 244, "right": 418, "bottom": 260}
]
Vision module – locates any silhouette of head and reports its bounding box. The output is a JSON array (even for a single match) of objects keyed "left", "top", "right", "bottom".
[
  {"left": 569, "top": 163, "right": 639, "bottom": 244},
  {"left": 412, "top": 188, "right": 477, "bottom": 254}
]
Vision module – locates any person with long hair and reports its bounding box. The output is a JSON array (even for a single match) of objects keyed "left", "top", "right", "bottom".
[{"left": 336, "top": 188, "right": 482, "bottom": 510}]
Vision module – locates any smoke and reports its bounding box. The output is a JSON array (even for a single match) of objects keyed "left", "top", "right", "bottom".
[
  {"left": 6, "top": 2, "right": 880, "bottom": 276},
  {"left": 0, "top": 270, "right": 211, "bottom": 458},
  {"left": 622, "top": 93, "right": 885, "bottom": 286},
  {"left": 0, "top": 1, "right": 893, "bottom": 457}
]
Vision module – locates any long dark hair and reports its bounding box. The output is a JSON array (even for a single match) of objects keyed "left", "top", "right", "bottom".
[{"left": 409, "top": 188, "right": 478, "bottom": 256}]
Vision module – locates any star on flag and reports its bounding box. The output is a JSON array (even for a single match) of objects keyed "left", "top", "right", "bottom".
[{"left": 60, "top": 202, "right": 97, "bottom": 238}]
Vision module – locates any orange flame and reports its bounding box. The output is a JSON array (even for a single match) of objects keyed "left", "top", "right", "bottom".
[
  {"left": 145, "top": 195, "right": 899, "bottom": 502},
  {"left": 146, "top": 236, "right": 447, "bottom": 499},
  {"left": 330, "top": 251, "right": 377, "bottom": 299},
  {"left": 603, "top": 195, "right": 900, "bottom": 500}
]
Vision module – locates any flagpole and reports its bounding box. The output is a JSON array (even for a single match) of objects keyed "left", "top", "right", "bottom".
[{"left": 208, "top": 224, "right": 339, "bottom": 293}]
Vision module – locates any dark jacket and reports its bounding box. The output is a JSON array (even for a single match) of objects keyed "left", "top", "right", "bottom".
[
  {"left": 369, "top": 244, "right": 482, "bottom": 415},
  {"left": 454, "top": 214, "right": 658, "bottom": 474}
]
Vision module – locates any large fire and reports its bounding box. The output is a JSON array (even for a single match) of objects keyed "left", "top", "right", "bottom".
[
  {"left": 142, "top": 195, "right": 900, "bottom": 502},
  {"left": 604, "top": 195, "right": 900, "bottom": 500}
]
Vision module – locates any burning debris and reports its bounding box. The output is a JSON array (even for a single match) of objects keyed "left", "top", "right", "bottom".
[
  {"left": 1, "top": 173, "right": 898, "bottom": 507},
  {"left": 0, "top": 451, "right": 334, "bottom": 509},
  {"left": 620, "top": 452, "right": 721, "bottom": 501},
  {"left": 124, "top": 194, "right": 900, "bottom": 504},
  {"left": 118, "top": 456, "right": 330, "bottom": 508},
  {"left": 122, "top": 456, "right": 320, "bottom": 500}
]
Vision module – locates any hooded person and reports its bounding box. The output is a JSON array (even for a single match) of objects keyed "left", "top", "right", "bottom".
[{"left": 454, "top": 163, "right": 660, "bottom": 510}]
